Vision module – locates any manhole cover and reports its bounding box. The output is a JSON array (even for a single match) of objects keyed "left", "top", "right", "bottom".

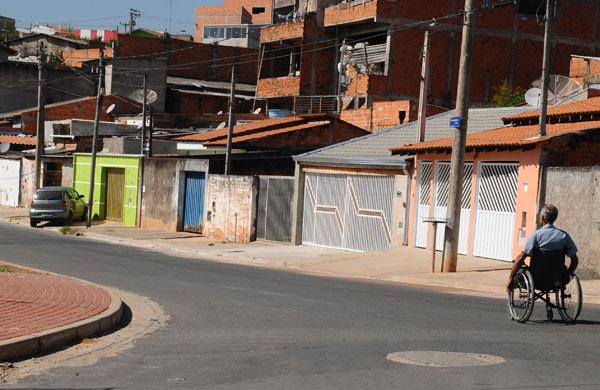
[{"left": 386, "top": 351, "right": 505, "bottom": 367}]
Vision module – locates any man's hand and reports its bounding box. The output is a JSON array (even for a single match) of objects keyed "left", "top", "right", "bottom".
[{"left": 506, "top": 252, "right": 528, "bottom": 295}]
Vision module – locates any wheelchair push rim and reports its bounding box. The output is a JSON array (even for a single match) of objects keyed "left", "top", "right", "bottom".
[
  {"left": 556, "top": 273, "right": 582, "bottom": 323},
  {"left": 508, "top": 268, "right": 535, "bottom": 323}
]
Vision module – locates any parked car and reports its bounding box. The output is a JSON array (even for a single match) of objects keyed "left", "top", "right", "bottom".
[{"left": 29, "top": 187, "right": 87, "bottom": 227}]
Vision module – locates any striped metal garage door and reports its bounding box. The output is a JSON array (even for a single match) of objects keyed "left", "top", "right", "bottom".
[
  {"left": 473, "top": 163, "right": 519, "bottom": 261},
  {"left": 415, "top": 161, "right": 433, "bottom": 248},
  {"left": 302, "top": 173, "right": 394, "bottom": 252},
  {"left": 433, "top": 162, "right": 473, "bottom": 254}
]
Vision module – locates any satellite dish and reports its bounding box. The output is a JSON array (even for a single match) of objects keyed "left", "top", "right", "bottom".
[
  {"left": 0, "top": 143, "right": 9, "bottom": 154},
  {"left": 253, "top": 107, "right": 262, "bottom": 114},
  {"left": 216, "top": 122, "right": 227, "bottom": 130},
  {"left": 129, "top": 89, "right": 158, "bottom": 105},
  {"left": 106, "top": 103, "right": 116, "bottom": 114},
  {"left": 528, "top": 75, "right": 584, "bottom": 105},
  {"left": 525, "top": 88, "right": 542, "bottom": 107},
  {"left": 217, "top": 110, "right": 223, "bottom": 115}
]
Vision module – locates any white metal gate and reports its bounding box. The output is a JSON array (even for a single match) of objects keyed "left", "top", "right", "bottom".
[
  {"left": 302, "top": 172, "right": 394, "bottom": 252},
  {"left": 473, "top": 163, "right": 519, "bottom": 261},
  {"left": 0, "top": 159, "right": 20, "bottom": 207},
  {"left": 433, "top": 162, "right": 473, "bottom": 254},
  {"left": 415, "top": 161, "right": 433, "bottom": 248}
]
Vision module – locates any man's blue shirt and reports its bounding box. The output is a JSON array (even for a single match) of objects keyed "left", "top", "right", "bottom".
[{"left": 523, "top": 224, "right": 578, "bottom": 257}]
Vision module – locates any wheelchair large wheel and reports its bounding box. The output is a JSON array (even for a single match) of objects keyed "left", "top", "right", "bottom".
[
  {"left": 508, "top": 268, "right": 535, "bottom": 323},
  {"left": 556, "top": 273, "right": 582, "bottom": 323}
]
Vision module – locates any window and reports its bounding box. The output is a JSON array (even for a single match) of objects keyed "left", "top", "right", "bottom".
[
  {"left": 517, "top": 0, "right": 545, "bottom": 15},
  {"left": 226, "top": 27, "right": 246, "bottom": 39},
  {"left": 252, "top": 7, "right": 266, "bottom": 14},
  {"left": 204, "top": 27, "right": 224, "bottom": 39}
]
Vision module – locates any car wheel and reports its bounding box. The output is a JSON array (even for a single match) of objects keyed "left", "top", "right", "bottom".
[
  {"left": 30, "top": 219, "right": 38, "bottom": 228},
  {"left": 65, "top": 212, "right": 73, "bottom": 226},
  {"left": 81, "top": 207, "right": 88, "bottom": 222}
]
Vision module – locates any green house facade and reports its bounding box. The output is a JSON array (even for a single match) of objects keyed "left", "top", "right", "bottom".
[{"left": 73, "top": 154, "right": 141, "bottom": 227}]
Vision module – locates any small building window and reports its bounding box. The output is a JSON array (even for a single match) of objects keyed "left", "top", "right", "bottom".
[
  {"left": 252, "top": 7, "right": 266, "bottom": 14},
  {"left": 204, "top": 27, "right": 224, "bottom": 39}
]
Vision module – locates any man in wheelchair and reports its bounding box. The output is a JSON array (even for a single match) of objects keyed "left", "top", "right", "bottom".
[{"left": 506, "top": 204, "right": 582, "bottom": 323}]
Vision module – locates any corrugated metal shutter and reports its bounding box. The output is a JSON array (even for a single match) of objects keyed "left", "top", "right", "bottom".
[
  {"left": 257, "top": 176, "right": 294, "bottom": 242},
  {"left": 349, "top": 43, "right": 387, "bottom": 66},
  {"left": 302, "top": 172, "right": 394, "bottom": 252},
  {"left": 183, "top": 172, "right": 206, "bottom": 233}
]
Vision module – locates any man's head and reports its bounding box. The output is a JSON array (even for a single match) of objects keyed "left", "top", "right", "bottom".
[{"left": 541, "top": 204, "right": 558, "bottom": 225}]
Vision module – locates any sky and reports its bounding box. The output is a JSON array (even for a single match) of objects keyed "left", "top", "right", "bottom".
[{"left": 1, "top": 0, "right": 222, "bottom": 35}]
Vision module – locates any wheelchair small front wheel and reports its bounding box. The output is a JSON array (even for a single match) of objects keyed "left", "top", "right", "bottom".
[
  {"left": 508, "top": 268, "right": 535, "bottom": 323},
  {"left": 556, "top": 273, "right": 582, "bottom": 323}
]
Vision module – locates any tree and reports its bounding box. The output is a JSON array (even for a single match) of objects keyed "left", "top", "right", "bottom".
[{"left": 491, "top": 79, "right": 526, "bottom": 107}]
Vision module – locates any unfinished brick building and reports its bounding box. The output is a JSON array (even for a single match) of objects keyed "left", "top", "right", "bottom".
[{"left": 256, "top": 0, "right": 600, "bottom": 130}]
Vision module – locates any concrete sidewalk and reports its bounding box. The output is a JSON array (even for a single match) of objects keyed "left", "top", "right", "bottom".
[{"left": 3, "top": 205, "right": 600, "bottom": 306}]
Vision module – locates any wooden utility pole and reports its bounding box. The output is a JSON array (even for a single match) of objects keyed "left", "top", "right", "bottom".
[
  {"left": 539, "top": 0, "right": 555, "bottom": 137},
  {"left": 86, "top": 52, "right": 105, "bottom": 228},
  {"left": 141, "top": 74, "right": 148, "bottom": 156},
  {"left": 417, "top": 30, "right": 431, "bottom": 143},
  {"left": 225, "top": 65, "right": 237, "bottom": 175},
  {"left": 34, "top": 43, "right": 46, "bottom": 190},
  {"left": 443, "top": 0, "right": 476, "bottom": 273}
]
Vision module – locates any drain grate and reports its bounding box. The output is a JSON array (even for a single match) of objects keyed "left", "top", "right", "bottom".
[{"left": 386, "top": 351, "right": 505, "bottom": 368}]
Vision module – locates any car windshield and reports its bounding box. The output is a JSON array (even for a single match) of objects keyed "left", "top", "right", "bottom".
[{"left": 35, "top": 191, "right": 64, "bottom": 201}]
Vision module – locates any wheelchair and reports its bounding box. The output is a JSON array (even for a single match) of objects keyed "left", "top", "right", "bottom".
[{"left": 507, "top": 249, "right": 582, "bottom": 323}]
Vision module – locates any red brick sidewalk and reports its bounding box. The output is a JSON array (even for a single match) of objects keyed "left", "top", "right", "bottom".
[{"left": 0, "top": 273, "right": 111, "bottom": 341}]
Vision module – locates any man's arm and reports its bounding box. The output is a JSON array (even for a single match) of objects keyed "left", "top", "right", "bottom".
[
  {"left": 567, "top": 254, "right": 578, "bottom": 274},
  {"left": 506, "top": 251, "right": 528, "bottom": 293}
]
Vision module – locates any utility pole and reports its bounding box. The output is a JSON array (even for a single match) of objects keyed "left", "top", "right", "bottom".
[
  {"left": 128, "top": 9, "right": 141, "bottom": 33},
  {"left": 141, "top": 74, "right": 148, "bottom": 156},
  {"left": 224, "top": 65, "right": 237, "bottom": 175},
  {"left": 539, "top": 0, "right": 555, "bottom": 137},
  {"left": 416, "top": 30, "right": 431, "bottom": 143},
  {"left": 86, "top": 52, "right": 105, "bottom": 228},
  {"left": 34, "top": 43, "right": 46, "bottom": 190},
  {"left": 443, "top": 0, "right": 476, "bottom": 273}
]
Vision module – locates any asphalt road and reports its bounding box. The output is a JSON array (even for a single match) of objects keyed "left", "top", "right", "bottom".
[{"left": 2, "top": 222, "right": 600, "bottom": 390}]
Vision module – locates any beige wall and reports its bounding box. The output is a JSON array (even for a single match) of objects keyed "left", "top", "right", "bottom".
[
  {"left": 545, "top": 166, "right": 600, "bottom": 276},
  {"left": 204, "top": 175, "right": 258, "bottom": 244}
]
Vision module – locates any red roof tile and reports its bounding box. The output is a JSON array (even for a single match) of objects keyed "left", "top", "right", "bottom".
[
  {"left": 0, "top": 135, "right": 37, "bottom": 146},
  {"left": 175, "top": 117, "right": 306, "bottom": 143},
  {"left": 390, "top": 120, "right": 600, "bottom": 155},
  {"left": 503, "top": 97, "right": 600, "bottom": 122},
  {"left": 205, "top": 121, "right": 331, "bottom": 145}
]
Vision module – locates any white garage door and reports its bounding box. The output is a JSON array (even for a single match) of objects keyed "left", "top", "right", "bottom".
[
  {"left": 302, "top": 172, "right": 395, "bottom": 252},
  {"left": 0, "top": 159, "right": 20, "bottom": 207},
  {"left": 473, "top": 163, "right": 519, "bottom": 261},
  {"left": 415, "top": 161, "right": 433, "bottom": 248},
  {"left": 433, "top": 162, "right": 473, "bottom": 255}
]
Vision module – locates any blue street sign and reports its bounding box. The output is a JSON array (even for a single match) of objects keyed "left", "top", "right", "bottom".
[{"left": 450, "top": 116, "right": 462, "bottom": 128}]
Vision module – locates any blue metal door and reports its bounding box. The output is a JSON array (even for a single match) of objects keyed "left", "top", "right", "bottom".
[{"left": 183, "top": 172, "right": 206, "bottom": 233}]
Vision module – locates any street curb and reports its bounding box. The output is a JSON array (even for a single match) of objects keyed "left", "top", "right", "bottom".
[{"left": 0, "top": 263, "right": 124, "bottom": 363}]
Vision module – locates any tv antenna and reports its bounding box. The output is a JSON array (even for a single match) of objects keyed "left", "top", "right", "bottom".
[
  {"left": 525, "top": 74, "right": 584, "bottom": 106},
  {"left": 0, "top": 143, "right": 9, "bottom": 154},
  {"left": 129, "top": 89, "right": 158, "bottom": 106}
]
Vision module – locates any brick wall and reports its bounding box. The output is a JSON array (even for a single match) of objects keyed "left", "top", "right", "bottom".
[
  {"left": 205, "top": 174, "right": 258, "bottom": 243},
  {"left": 116, "top": 34, "right": 258, "bottom": 85},
  {"left": 261, "top": 20, "right": 304, "bottom": 43},
  {"left": 323, "top": 0, "right": 395, "bottom": 26},
  {"left": 257, "top": 76, "right": 301, "bottom": 98},
  {"left": 545, "top": 132, "right": 600, "bottom": 167},
  {"left": 340, "top": 108, "right": 372, "bottom": 131},
  {"left": 195, "top": 0, "right": 272, "bottom": 43},
  {"left": 340, "top": 100, "right": 446, "bottom": 131},
  {"left": 19, "top": 96, "right": 140, "bottom": 135}
]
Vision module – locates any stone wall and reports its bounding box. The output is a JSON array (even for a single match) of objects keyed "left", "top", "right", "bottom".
[
  {"left": 205, "top": 175, "right": 257, "bottom": 243},
  {"left": 545, "top": 166, "right": 600, "bottom": 277}
]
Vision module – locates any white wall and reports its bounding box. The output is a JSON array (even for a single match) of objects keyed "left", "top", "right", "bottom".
[{"left": 0, "top": 159, "right": 21, "bottom": 207}]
